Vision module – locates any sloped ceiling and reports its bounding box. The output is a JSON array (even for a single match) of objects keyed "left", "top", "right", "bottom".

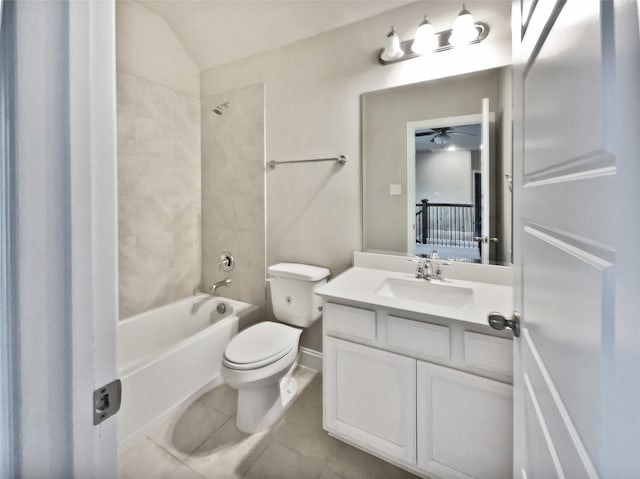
[{"left": 137, "top": 0, "right": 413, "bottom": 71}]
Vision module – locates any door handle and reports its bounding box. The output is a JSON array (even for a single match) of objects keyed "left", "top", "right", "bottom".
[{"left": 487, "top": 311, "right": 520, "bottom": 337}]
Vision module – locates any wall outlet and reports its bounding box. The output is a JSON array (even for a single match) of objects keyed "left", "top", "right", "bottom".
[{"left": 389, "top": 184, "right": 402, "bottom": 196}]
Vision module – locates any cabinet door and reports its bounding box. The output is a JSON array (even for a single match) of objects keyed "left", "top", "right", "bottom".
[
  {"left": 324, "top": 337, "right": 416, "bottom": 464},
  {"left": 417, "top": 361, "right": 512, "bottom": 479}
]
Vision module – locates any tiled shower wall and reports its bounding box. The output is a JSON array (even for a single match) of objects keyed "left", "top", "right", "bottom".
[
  {"left": 201, "top": 84, "right": 266, "bottom": 313},
  {"left": 117, "top": 71, "right": 202, "bottom": 319}
]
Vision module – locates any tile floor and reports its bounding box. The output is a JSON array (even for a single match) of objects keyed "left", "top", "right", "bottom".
[{"left": 120, "top": 367, "right": 419, "bottom": 479}]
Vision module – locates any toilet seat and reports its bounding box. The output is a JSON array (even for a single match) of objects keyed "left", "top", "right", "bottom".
[{"left": 223, "top": 322, "right": 300, "bottom": 371}]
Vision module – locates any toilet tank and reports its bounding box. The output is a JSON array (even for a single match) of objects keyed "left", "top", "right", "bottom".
[{"left": 268, "top": 263, "right": 330, "bottom": 328}]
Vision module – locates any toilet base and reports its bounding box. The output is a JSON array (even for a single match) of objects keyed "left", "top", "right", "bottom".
[{"left": 235, "top": 360, "right": 299, "bottom": 434}]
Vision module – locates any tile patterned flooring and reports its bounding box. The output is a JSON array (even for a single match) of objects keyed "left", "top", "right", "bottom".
[{"left": 120, "top": 367, "right": 419, "bottom": 479}]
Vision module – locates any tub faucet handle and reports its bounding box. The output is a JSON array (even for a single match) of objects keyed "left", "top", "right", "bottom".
[{"left": 219, "top": 251, "right": 235, "bottom": 272}]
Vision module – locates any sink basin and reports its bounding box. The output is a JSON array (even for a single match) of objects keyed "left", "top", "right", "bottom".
[{"left": 375, "top": 277, "right": 473, "bottom": 307}]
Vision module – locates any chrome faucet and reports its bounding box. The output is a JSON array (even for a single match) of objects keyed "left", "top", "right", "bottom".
[
  {"left": 210, "top": 277, "right": 232, "bottom": 294},
  {"left": 409, "top": 251, "right": 450, "bottom": 281},
  {"left": 409, "top": 257, "right": 432, "bottom": 280},
  {"left": 193, "top": 277, "right": 232, "bottom": 296}
]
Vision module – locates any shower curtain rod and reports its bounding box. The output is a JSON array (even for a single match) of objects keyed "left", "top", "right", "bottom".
[{"left": 267, "top": 155, "right": 347, "bottom": 169}]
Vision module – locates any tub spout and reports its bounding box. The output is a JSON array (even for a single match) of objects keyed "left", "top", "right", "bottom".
[{"left": 210, "top": 277, "right": 232, "bottom": 295}]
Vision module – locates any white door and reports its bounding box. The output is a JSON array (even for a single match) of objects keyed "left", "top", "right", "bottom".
[
  {"left": 505, "top": 0, "right": 640, "bottom": 478},
  {"left": 479, "top": 97, "right": 491, "bottom": 263},
  {"left": 416, "top": 361, "right": 512, "bottom": 479},
  {"left": 324, "top": 337, "right": 417, "bottom": 464},
  {"left": 2, "top": 2, "right": 119, "bottom": 476}
]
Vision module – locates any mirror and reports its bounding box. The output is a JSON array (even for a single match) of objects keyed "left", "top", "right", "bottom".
[{"left": 362, "top": 67, "right": 512, "bottom": 265}]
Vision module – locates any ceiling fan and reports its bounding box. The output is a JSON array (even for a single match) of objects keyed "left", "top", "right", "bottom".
[{"left": 415, "top": 126, "right": 476, "bottom": 146}]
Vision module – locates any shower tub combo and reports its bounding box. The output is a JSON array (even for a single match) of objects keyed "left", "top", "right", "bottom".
[{"left": 117, "top": 294, "right": 255, "bottom": 449}]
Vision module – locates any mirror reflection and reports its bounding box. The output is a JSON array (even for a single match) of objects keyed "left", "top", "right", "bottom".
[
  {"left": 414, "top": 121, "right": 482, "bottom": 262},
  {"left": 362, "top": 67, "right": 512, "bottom": 266}
]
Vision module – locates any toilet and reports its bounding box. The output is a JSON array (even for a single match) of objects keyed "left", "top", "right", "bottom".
[{"left": 221, "top": 262, "right": 330, "bottom": 434}]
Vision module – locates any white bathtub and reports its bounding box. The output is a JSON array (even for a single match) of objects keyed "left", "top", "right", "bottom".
[{"left": 117, "top": 294, "right": 255, "bottom": 449}]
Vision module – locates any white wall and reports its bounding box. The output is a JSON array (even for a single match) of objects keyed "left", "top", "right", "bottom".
[
  {"left": 416, "top": 150, "right": 473, "bottom": 204},
  {"left": 200, "top": 1, "right": 511, "bottom": 350},
  {"left": 116, "top": 1, "right": 199, "bottom": 97}
]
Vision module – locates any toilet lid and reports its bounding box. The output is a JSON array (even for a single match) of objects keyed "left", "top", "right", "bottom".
[{"left": 224, "top": 322, "right": 300, "bottom": 368}]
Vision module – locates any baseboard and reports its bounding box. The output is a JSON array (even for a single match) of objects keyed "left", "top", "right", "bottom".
[{"left": 298, "top": 347, "right": 323, "bottom": 373}]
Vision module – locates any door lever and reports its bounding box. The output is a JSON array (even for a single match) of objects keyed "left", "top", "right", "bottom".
[{"left": 487, "top": 311, "right": 520, "bottom": 337}]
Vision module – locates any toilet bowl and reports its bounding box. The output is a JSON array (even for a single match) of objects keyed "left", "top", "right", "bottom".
[
  {"left": 222, "top": 321, "right": 302, "bottom": 433},
  {"left": 221, "top": 263, "right": 330, "bottom": 434}
]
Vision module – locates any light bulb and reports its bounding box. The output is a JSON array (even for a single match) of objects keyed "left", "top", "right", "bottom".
[
  {"left": 381, "top": 26, "right": 403, "bottom": 61},
  {"left": 433, "top": 133, "right": 450, "bottom": 145},
  {"left": 450, "top": 4, "right": 478, "bottom": 46},
  {"left": 411, "top": 16, "right": 437, "bottom": 54}
]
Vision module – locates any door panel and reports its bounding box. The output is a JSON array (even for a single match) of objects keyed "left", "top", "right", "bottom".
[
  {"left": 513, "top": 0, "right": 626, "bottom": 477},
  {"left": 523, "top": 225, "right": 613, "bottom": 462},
  {"left": 417, "top": 361, "right": 512, "bottom": 479},
  {"left": 523, "top": 0, "right": 605, "bottom": 178},
  {"left": 324, "top": 337, "right": 417, "bottom": 464},
  {"left": 521, "top": 175, "right": 615, "bottom": 245},
  {"left": 523, "top": 332, "right": 597, "bottom": 477},
  {"left": 523, "top": 375, "right": 564, "bottom": 479}
]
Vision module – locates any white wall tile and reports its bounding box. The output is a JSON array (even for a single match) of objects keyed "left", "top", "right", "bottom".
[
  {"left": 201, "top": 84, "right": 266, "bottom": 312},
  {"left": 118, "top": 73, "right": 201, "bottom": 319}
]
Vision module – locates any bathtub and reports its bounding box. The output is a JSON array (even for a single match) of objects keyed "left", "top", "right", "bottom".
[{"left": 117, "top": 294, "right": 255, "bottom": 449}]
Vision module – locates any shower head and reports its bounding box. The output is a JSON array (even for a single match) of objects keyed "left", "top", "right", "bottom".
[{"left": 212, "top": 101, "right": 230, "bottom": 115}]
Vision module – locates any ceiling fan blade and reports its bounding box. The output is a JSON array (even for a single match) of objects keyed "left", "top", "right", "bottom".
[
  {"left": 416, "top": 131, "right": 437, "bottom": 137},
  {"left": 449, "top": 132, "right": 476, "bottom": 136}
]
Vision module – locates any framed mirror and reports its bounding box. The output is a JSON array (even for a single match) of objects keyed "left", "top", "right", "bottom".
[{"left": 362, "top": 67, "right": 512, "bottom": 265}]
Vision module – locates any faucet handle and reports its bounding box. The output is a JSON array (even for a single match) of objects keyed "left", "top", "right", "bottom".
[
  {"left": 219, "top": 251, "right": 235, "bottom": 271},
  {"left": 434, "top": 260, "right": 452, "bottom": 280},
  {"left": 408, "top": 257, "right": 426, "bottom": 278}
]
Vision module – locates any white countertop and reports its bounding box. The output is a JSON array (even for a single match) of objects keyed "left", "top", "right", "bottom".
[{"left": 316, "top": 266, "right": 513, "bottom": 327}]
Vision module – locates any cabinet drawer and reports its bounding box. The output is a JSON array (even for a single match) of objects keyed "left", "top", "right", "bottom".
[
  {"left": 387, "top": 316, "right": 450, "bottom": 360},
  {"left": 464, "top": 331, "right": 513, "bottom": 376},
  {"left": 324, "top": 303, "right": 376, "bottom": 340}
]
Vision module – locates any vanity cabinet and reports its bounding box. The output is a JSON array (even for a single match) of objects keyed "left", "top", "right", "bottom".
[{"left": 322, "top": 301, "right": 513, "bottom": 479}]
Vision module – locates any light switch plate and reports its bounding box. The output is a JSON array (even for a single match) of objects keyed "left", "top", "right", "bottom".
[{"left": 389, "top": 184, "right": 402, "bottom": 196}]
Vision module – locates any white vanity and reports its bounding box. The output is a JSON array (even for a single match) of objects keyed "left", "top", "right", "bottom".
[{"left": 317, "top": 253, "right": 514, "bottom": 479}]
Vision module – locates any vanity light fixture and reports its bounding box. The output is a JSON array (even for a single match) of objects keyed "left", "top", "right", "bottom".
[{"left": 378, "top": 4, "right": 489, "bottom": 65}]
